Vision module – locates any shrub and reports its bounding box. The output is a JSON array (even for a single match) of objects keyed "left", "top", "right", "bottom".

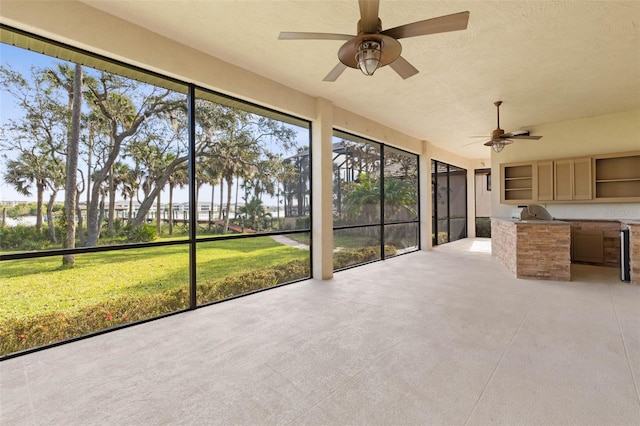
[
  {"left": 129, "top": 224, "right": 158, "bottom": 242},
  {"left": 295, "top": 216, "right": 310, "bottom": 229},
  {"left": 0, "top": 289, "right": 190, "bottom": 356},
  {"left": 0, "top": 225, "right": 52, "bottom": 251},
  {"left": 333, "top": 245, "right": 397, "bottom": 270},
  {"left": 0, "top": 259, "right": 310, "bottom": 356},
  {"left": 197, "top": 259, "right": 310, "bottom": 303},
  {"left": 475, "top": 217, "right": 492, "bottom": 238}
]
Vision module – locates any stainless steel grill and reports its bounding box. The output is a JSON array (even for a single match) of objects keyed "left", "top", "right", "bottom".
[{"left": 511, "top": 204, "right": 553, "bottom": 221}]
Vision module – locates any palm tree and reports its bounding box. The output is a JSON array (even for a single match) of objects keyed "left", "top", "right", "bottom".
[
  {"left": 342, "top": 172, "right": 381, "bottom": 225},
  {"left": 383, "top": 176, "right": 417, "bottom": 222},
  {"left": 237, "top": 197, "right": 270, "bottom": 231},
  {"left": 167, "top": 162, "right": 188, "bottom": 235},
  {"left": 3, "top": 155, "right": 47, "bottom": 231}
]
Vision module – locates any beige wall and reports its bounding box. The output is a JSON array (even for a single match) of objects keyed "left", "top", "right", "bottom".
[
  {"left": 491, "top": 109, "right": 640, "bottom": 220},
  {"left": 475, "top": 174, "right": 492, "bottom": 217}
]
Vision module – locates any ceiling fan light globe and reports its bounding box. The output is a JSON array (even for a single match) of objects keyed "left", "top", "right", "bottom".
[
  {"left": 492, "top": 140, "right": 505, "bottom": 153},
  {"left": 356, "top": 40, "right": 382, "bottom": 76}
]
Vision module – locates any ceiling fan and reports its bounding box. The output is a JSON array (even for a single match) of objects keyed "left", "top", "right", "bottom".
[
  {"left": 473, "top": 101, "right": 543, "bottom": 153},
  {"left": 278, "top": 0, "right": 470, "bottom": 81}
]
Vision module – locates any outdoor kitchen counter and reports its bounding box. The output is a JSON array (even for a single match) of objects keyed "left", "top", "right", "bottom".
[{"left": 491, "top": 218, "right": 571, "bottom": 281}]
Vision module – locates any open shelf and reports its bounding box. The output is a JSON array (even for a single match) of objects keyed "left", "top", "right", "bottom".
[
  {"left": 596, "top": 178, "right": 640, "bottom": 183},
  {"left": 594, "top": 154, "right": 640, "bottom": 201},
  {"left": 502, "top": 163, "right": 534, "bottom": 203}
]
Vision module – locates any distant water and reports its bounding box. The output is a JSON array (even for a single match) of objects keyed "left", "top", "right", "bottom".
[{"left": 2, "top": 215, "right": 37, "bottom": 227}]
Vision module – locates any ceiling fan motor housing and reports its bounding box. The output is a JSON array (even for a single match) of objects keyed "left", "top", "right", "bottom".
[
  {"left": 357, "top": 18, "right": 383, "bottom": 35},
  {"left": 338, "top": 34, "right": 401, "bottom": 69}
]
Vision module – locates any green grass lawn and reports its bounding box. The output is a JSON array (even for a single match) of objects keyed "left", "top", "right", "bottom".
[
  {"left": 0, "top": 236, "right": 308, "bottom": 322},
  {"left": 288, "top": 232, "right": 379, "bottom": 248}
]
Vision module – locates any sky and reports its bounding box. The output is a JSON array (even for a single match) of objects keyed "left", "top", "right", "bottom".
[{"left": 0, "top": 42, "right": 310, "bottom": 209}]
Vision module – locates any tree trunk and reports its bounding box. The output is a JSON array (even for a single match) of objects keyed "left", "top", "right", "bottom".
[
  {"left": 63, "top": 64, "right": 82, "bottom": 266},
  {"left": 210, "top": 183, "right": 215, "bottom": 227},
  {"left": 155, "top": 191, "right": 161, "bottom": 234},
  {"left": 36, "top": 181, "right": 45, "bottom": 231},
  {"left": 46, "top": 190, "right": 58, "bottom": 244},
  {"left": 76, "top": 195, "right": 84, "bottom": 247},
  {"left": 97, "top": 194, "right": 105, "bottom": 233},
  {"left": 168, "top": 182, "right": 174, "bottom": 235},
  {"left": 85, "top": 125, "right": 93, "bottom": 230},
  {"left": 85, "top": 183, "right": 103, "bottom": 246},
  {"left": 218, "top": 177, "right": 224, "bottom": 220},
  {"left": 223, "top": 177, "right": 233, "bottom": 234},
  {"left": 234, "top": 179, "right": 240, "bottom": 218},
  {"left": 108, "top": 164, "right": 116, "bottom": 234}
]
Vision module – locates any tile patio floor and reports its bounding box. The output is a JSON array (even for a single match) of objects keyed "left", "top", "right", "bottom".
[{"left": 1, "top": 238, "right": 639, "bottom": 425}]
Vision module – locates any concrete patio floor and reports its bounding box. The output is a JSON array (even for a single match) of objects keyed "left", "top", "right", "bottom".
[{"left": 1, "top": 238, "right": 639, "bottom": 425}]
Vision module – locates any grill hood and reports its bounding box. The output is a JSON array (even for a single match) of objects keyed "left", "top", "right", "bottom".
[{"left": 512, "top": 205, "right": 554, "bottom": 221}]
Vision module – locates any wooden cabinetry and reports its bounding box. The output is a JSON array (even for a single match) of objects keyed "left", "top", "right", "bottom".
[
  {"left": 554, "top": 157, "right": 592, "bottom": 201},
  {"left": 554, "top": 159, "right": 573, "bottom": 200},
  {"left": 571, "top": 229, "right": 604, "bottom": 263},
  {"left": 573, "top": 158, "right": 592, "bottom": 200},
  {"left": 501, "top": 162, "right": 536, "bottom": 203},
  {"left": 500, "top": 151, "right": 638, "bottom": 205},
  {"left": 594, "top": 152, "right": 640, "bottom": 201},
  {"left": 537, "top": 161, "right": 554, "bottom": 201}
]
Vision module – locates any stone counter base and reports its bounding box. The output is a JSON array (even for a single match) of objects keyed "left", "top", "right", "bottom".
[
  {"left": 630, "top": 224, "right": 640, "bottom": 286},
  {"left": 492, "top": 219, "right": 571, "bottom": 281}
]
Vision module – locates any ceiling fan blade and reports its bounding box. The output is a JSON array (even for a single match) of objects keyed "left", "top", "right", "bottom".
[
  {"left": 381, "top": 11, "right": 470, "bottom": 39},
  {"left": 503, "top": 130, "right": 529, "bottom": 137},
  {"left": 389, "top": 56, "right": 419, "bottom": 79},
  {"left": 359, "top": 0, "right": 380, "bottom": 33},
  {"left": 463, "top": 140, "right": 488, "bottom": 147},
  {"left": 278, "top": 32, "right": 354, "bottom": 41},
  {"left": 508, "top": 135, "right": 543, "bottom": 140},
  {"left": 323, "top": 63, "right": 348, "bottom": 82}
]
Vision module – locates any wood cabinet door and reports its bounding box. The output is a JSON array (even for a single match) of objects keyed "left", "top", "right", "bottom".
[
  {"left": 573, "top": 157, "right": 592, "bottom": 200},
  {"left": 554, "top": 159, "right": 574, "bottom": 200},
  {"left": 571, "top": 229, "right": 604, "bottom": 263},
  {"left": 537, "top": 161, "right": 554, "bottom": 201}
]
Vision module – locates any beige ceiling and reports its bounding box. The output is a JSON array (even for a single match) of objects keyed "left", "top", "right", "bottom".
[{"left": 81, "top": 0, "right": 640, "bottom": 159}]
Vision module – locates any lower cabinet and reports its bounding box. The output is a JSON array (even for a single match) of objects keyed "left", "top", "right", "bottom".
[{"left": 571, "top": 229, "right": 604, "bottom": 263}]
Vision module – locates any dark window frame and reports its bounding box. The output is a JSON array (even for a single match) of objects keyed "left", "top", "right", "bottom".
[
  {"left": 0, "top": 25, "right": 312, "bottom": 360},
  {"left": 332, "top": 130, "right": 420, "bottom": 272}
]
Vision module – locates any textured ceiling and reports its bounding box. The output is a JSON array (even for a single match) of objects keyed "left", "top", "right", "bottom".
[{"left": 81, "top": 0, "right": 640, "bottom": 159}]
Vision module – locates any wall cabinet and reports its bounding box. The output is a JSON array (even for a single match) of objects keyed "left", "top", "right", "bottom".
[
  {"left": 501, "top": 151, "right": 639, "bottom": 204},
  {"left": 501, "top": 162, "right": 536, "bottom": 203},
  {"left": 554, "top": 157, "right": 592, "bottom": 201},
  {"left": 537, "top": 161, "right": 554, "bottom": 201},
  {"left": 594, "top": 152, "right": 640, "bottom": 202}
]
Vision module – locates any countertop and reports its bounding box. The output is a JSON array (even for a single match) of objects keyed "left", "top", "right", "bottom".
[
  {"left": 491, "top": 217, "right": 570, "bottom": 225},
  {"left": 492, "top": 217, "right": 640, "bottom": 226}
]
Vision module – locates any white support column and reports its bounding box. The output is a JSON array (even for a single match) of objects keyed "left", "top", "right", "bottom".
[
  {"left": 419, "top": 140, "right": 432, "bottom": 250},
  {"left": 311, "top": 98, "right": 334, "bottom": 280},
  {"left": 467, "top": 167, "right": 477, "bottom": 237}
]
